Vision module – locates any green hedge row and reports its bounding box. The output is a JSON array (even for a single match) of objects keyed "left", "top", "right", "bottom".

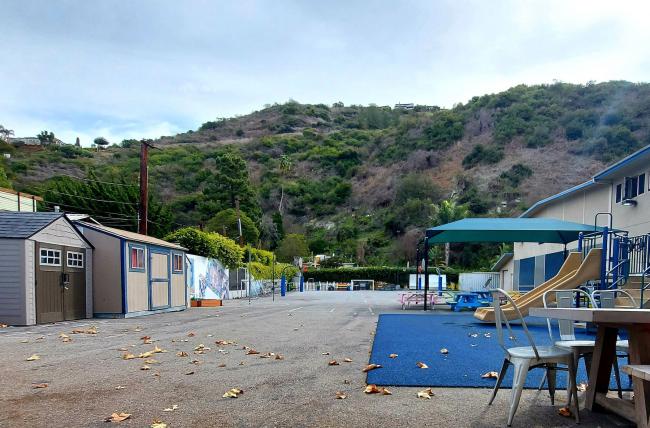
[{"left": 303, "top": 266, "right": 459, "bottom": 286}]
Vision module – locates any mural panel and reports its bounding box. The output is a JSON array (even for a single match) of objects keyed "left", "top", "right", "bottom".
[{"left": 187, "top": 255, "right": 230, "bottom": 299}]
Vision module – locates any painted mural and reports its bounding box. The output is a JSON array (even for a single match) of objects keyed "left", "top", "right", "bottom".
[{"left": 187, "top": 254, "right": 230, "bottom": 299}]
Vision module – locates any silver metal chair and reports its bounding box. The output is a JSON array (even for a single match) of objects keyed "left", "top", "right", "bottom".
[{"left": 488, "top": 288, "right": 579, "bottom": 426}]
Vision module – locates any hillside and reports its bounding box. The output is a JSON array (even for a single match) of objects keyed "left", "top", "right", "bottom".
[{"left": 2, "top": 81, "right": 650, "bottom": 267}]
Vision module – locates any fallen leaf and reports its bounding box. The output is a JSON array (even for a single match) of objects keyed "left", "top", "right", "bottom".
[
  {"left": 105, "top": 412, "right": 131, "bottom": 422},
  {"left": 321, "top": 352, "right": 330, "bottom": 355},
  {"left": 481, "top": 371, "right": 499, "bottom": 379},
  {"left": 20, "top": 339, "right": 29, "bottom": 343},
  {"left": 185, "top": 371, "right": 195, "bottom": 375},
  {"left": 190, "top": 359, "right": 201, "bottom": 365},
  {"left": 484, "top": 333, "right": 491, "bottom": 338},
  {"left": 239, "top": 361, "right": 245, "bottom": 366},
  {"left": 416, "top": 362, "right": 429, "bottom": 369},
  {"left": 343, "top": 358, "right": 353, "bottom": 363},
  {"left": 275, "top": 354, "right": 284, "bottom": 360},
  {"left": 162, "top": 404, "right": 179, "bottom": 412},
  {"left": 381, "top": 387, "right": 392, "bottom": 395},
  {"left": 139, "top": 351, "right": 155, "bottom": 359},
  {"left": 389, "top": 353, "right": 398, "bottom": 359},
  {"left": 362, "top": 364, "right": 382, "bottom": 372},
  {"left": 215, "top": 340, "right": 235, "bottom": 346},
  {"left": 152, "top": 345, "right": 165, "bottom": 353},
  {"left": 0, "top": 324, "right": 7, "bottom": 328},
  {"left": 141, "top": 335, "right": 151, "bottom": 341},
  {"left": 115, "top": 386, "right": 126, "bottom": 390},
  {"left": 122, "top": 353, "right": 136, "bottom": 360},
  {"left": 417, "top": 388, "right": 434, "bottom": 399},
  {"left": 26, "top": 354, "right": 40, "bottom": 361},
  {"left": 440, "top": 348, "right": 449, "bottom": 355},
  {"left": 143, "top": 338, "right": 152, "bottom": 344},
  {"left": 335, "top": 391, "right": 347, "bottom": 399},
  {"left": 246, "top": 349, "right": 260, "bottom": 355},
  {"left": 194, "top": 344, "right": 210, "bottom": 351},
  {"left": 32, "top": 383, "right": 48, "bottom": 389},
  {"left": 151, "top": 419, "right": 167, "bottom": 428},
  {"left": 152, "top": 372, "right": 160, "bottom": 377},
  {"left": 176, "top": 351, "right": 188, "bottom": 357},
  {"left": 577, "top": 382, "right": 588, "bottom": 392},
  {"left": 260, "top": 353, "right": 272, "bottom": 359},
  {"left": 72, "top": 326, "right": 97, "bottom": 335},
  {"left": 223, "top": 388, "right": 244, "bottom": 398},
  {"left": 343, "top": 379, "right": 351, "bottom": 384},
  {"left": 59, "top": 333, "right": 69, "bottom": 339},
  {"left": 144, "top": 359, "right": 159, "bottom": 364},
  {"left": 218, "top": 363, "right": 226, "bottom": 367},
  {"left": 134, "top": 327, "right": 142, "bottom": 332},
  {"left": 187, "top": 332, "right": 195, "bottom": 337},
  {"left": 364, "top": 384, "right": 391, "bottom": 395},
  {"left": 469, "top": 333, "right": 479, "bottom": 338},
  {"left": 558, "top": 407, "right": 572, "bottom": 417},
  {"left": 140, "top": 365, "right": 151, "bottom": 371},
  {"left": 118, "top": 347, "right": 128, "bottom": 351}
]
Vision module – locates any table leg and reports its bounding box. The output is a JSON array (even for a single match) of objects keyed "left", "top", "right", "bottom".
[
  {"left": 585, "top": 325, "right": 618, "bottom": 411},
  {"left": 628, "top": 326, "right": 650, "bottom": 428}
]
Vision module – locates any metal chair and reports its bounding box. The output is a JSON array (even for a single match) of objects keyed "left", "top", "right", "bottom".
[
  {"left": 539, "top": 289, "right": 623, "bottom": 400},
  {"left": 488, "top": 288, "right": 579, "bottom": 426}
]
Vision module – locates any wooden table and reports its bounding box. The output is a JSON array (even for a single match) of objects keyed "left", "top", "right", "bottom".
[{"left": 530, "top": 308, "right": 650, "bottom": 427}]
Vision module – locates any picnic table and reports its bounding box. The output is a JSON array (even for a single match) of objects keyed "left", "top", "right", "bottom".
[
  {"left": 400, "top": 292, "right": 435, "bottom": 309},
  {"left": 530, "top": 307, "right": 650, "bottom": 427}
]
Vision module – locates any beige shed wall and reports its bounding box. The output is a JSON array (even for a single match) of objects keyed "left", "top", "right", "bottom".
[
  {"left": 31, "top": 217, "right": 90, "bottom": 248},
  {"left": 171, "top": 270, "right": 186, "bottom": 307}
]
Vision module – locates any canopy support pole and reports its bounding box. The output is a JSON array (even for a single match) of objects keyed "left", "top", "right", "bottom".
[{"left": 424, "top": 239, "right": 429, "bottom": 311}]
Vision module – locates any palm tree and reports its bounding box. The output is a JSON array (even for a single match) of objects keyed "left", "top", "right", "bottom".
[
  {"left": 0, "top": 125, "right": 14, "bottom": 142},
  {"left": 430, "top": 196, "right": 469, "bottom": 266},
  {"left": 278, "top": 155, "right": 292, "bottom": 213}
]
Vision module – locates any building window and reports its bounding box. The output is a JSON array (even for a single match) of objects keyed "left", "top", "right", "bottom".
[
  {"left": 172, "top": 253, "right": 184, "bottom": 273},
  {"left": 639, "top": 173, "right": 646, "bottom": 195},
  {"left": 616, "top": 184, "right": 622, "bottom": 203},
  {"left": 620, "top": 173, "right": 646, "bottom": 202},
  {"left": 40, "top": 248, "right": 61, "bottom": 266},
  {"left": 130, "top": 246, "right": 145, "bottom": 270},
  {"left": 67, "top": 251, "right": 84, "bottom": 268}
]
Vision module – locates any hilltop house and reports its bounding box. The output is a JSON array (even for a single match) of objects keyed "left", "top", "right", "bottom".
[
  {"left": 8, "top": 137, "right": 65, "bottom": 146},
  {"left": 0, "top": 188, "right": 42, "bottom": 212},
  {"left": 507, "top": 144, "right": 650, "bottom": 291}
]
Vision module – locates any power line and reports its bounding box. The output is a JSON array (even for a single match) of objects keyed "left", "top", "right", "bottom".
[
  {"left": 56, "top": 173, "right": 138, "bottom": 187},
  {"left": 40, "top": 200, "right": 137, "bottom": 218},
  {"left": 44, "top": 190, "right": 139, "bottom": 205}
]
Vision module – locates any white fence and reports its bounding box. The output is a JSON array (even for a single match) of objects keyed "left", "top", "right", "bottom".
[
  {"left": 408, "top": 274, "right": 447, "bottom": 290},
  {"left": 459, "top": 272, "right": 500, "bottom": 291}
]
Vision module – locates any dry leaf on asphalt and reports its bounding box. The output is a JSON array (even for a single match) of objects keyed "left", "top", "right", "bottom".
[
  {"left": 389, "top": 354, "right": 398, "bottom": 359},
  {"left": 144, "top": 359, "right": 159, "bottom": 364},
  {"left": 185, "top": 371, "right": 195, "bottom": 375},
  {"left": 152, "top": 345, "right": 166, "bottom": 353},
  {"left": 140, "top": 365, "right": 151, "bottom": 371},
  {"left": 163, "top": 405, "right": 178, "bottom": 412},
  {"left": 417, "top": 388, "right": 434, "bottom": 399},
  {"left": 364, "top": 384, "right": 391, "bottom": 395},
  {"left": 0, "top": 324, "right": 7, "bottom": 328},
  {"left": 190, "top": 359, "right": 201, "bottom": 365},
  {"left": 105, "top": 412, "right": 131, "bottom": 422},
  {"left": 139, "top": 351, "right": 155, "bottom": 359},
  {"left": 26, "top": 354, "right": 40, "bottom": 361},
  {"left": 72, "top": 326, "right": 97, "bottom": 335},
  {"left": 239, "top": 361, "right": 245, "bottom": 366},
  {"left": 246, "top": 349, "right": 260, "bottom": 355},
  {"left": 215, "top": 340, "right": 235, "bottom": 346},
  {"left": 440, "top": 348, "right": 449, "bottom": 354},
  {"left": 416, "top": 362, "right": 429, "bottom": 369},
  {"left": 344, "top": 358, "right": 353, "bottom": 363},
  {"left": 343, "top": 380, "right": 351, "bottom": 384},
  {"left": 122, "top": 353, "right": 136, "bottom": 360},
  {"left": 218, "top": 363, "right": 226, "bottom": 367},
  {"left": 20, "top": 339, "right": 29, "bottom": 343},
  {"left": 223, "top": 388, "right": 244, "bottom": 398},
  {"left": 321, "top": 352, "right": 330, "bottom": 355},
  {"left": 558, "top": 407, "right": 572, "bottom": 417},
  {"left": 115, "top": 386, "right": 126, "bottom": 390},
  {"left": 187, "top": 332, "right": 195, "bottom": 337},
  {"left": 335, "top": 391, "right": 347, "bottom": 399},
  {"left": 328, "top": 360, "right": 340, "bottom": 366},
  {"left": 260, "top": 352, "right": 273, "bottom": 359},
  {"left": 362, "top": 364, "right": 382, "bottom": 372},
  {"left": 481, "top": 371, "right": 499, "bottom": 379},
  {"left": 32, "top": 383, "right": 48, "bottom": 389},
  {"left": 577, "top": 382, "right": 587, "bottom": 392},
  {"left": 151, "top": 420, "right": 167, "bottom": 428},
  {"left": 176, "top": 351, "right": 188, "bottom": 357},
  {"left": 275, "top": 354, "right": 284, "bottom": 360}
]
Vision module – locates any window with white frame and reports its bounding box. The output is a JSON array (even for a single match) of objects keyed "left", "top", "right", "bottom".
[
  {"left": 67, "top": 251, "right": 84, "bottom": 268},
  {"left": 40, "top": 248, "right": 61, "bottom": 266},
  {"left": 130, "top": 246, "right": 145, "bottom": 270},
  {"left": 618, "top": 173, "right": 647, "bottom": 203},
  {"left": 172, "top": 253, "right": 184, "bottom": 273}
]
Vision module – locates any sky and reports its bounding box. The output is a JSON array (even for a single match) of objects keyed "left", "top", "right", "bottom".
[{"left": 2, "top": 0, "right": 650, "bottom": 145}]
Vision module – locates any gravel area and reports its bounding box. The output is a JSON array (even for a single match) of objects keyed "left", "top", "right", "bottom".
[{"left": 0, "top": 291, "right": 632, "bottom": 427}]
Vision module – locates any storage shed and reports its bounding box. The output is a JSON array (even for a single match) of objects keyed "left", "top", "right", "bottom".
[
  {"left": 74, "top": 222, "right": 187, "bottom": 318},
  {"left": 0, "top": 212, "right": 93, "bottom": 325}
]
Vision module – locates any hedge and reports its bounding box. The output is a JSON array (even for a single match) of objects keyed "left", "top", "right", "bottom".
[
  {"left": 248, "top": 261, "right": 299, "bottom": 280},
  {"left": 244, "top": 247, "right": 274, "bottom": 265},
  {"left": 164, "top": 227, "right": 243, "bottom": 268},
  {"left": 304, "top": 266, "right": 459, "bottom": 286}
]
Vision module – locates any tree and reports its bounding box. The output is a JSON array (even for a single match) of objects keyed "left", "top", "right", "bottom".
[
  {"left": 94, "top": 137, "right": 110, "bottom": 150},
  {"left": 75, "top": 137, "right": 81, "bottom": 147},
  {"left": 202, "top": 151, "right": 261, "bottom": 222},
  {"left": 205, "top": 208, "right": 259, "bottom": 245},
  {"left": 164, "top": 227, "right": 243, "bottom": 268},
  {"left": 37, "top": 130, "right": 55, "bottom": 144},
  {"left": 278, "top": 155, "right": 292, "bottom": 213},
  {"left": 0, "top": 125, "right": 14, "bottom": 142},
  {"left": 0, "top": 165, "right": 11, "bottom": 188},
  {"left": 395, "top": 173, "right": 442, "bottom": 205},
  {"left": 430, "top": 197, "right": 469, "bottom": 266},
  {"left": 275, "top": 233, "right": 309, "bottom": 263}
]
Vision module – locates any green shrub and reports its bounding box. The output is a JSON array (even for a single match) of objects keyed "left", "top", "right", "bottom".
[
  {"left": 164, "top": 227, "right": 243, "bottom": 268},
  {"left": 462, "top": 145, "right": 504, "bottom": 168}
]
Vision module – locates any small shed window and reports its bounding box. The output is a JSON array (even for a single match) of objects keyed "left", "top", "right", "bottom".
[
  {"left": 67, "top": 251, "right": 84, "bottom": 268},
  {"left": 130, "top": 246, "right": 145, "bottom": 270},
  {"left": 40, "top": 248, "right": 61, "bottom": 266},
  {"left": 172, "top": 253, "right": 184, "bottom": 273}
]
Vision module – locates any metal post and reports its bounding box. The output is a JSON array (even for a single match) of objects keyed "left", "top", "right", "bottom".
[
  {"left": 299, "top": 275, "right": 304, "bottom": 292},
  {"left": 280, "top": 275, "right": 286, "bottom": 297},
  {"left": 437, "top": 268, "right": 443, "bottom": 297},
  {"left": 424, "top": 238, "right": 429, "bottom": 311},
  {"left": 611, "top": 237, "right": 620, "bottom": 289},
  {"left": 247, "top": 247, "right": 251, "bottom": 304},
  {"left": 600, "top": 227, "right": 609, "bottom": 290},
  {"left": 577, "top": 232, "right": 584, "bottom": 253},
  {"left": 272, "top": 254, "right": 276, "bottom": 302},
  {"left": 415, "top": 245, "right": 420, "bottom": 291}
]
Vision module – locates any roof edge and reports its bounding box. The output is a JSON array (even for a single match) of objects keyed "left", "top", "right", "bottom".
[
  {"left": 519, "top": 180, "right": 597, "bottom": 218},
  {"left": 593, "top": 144, "right": 650, "bottom": 181}
]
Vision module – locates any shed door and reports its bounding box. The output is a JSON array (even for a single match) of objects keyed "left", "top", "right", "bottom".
[
  {"left": 35, "top": 244, "right": 87, "bottom": 323},
  {"left": 36, "top": 244, "right": 65, "bottom": 323},
  {"left": 150, "top": 250, "right": 170, "bottom": 309},
  {"left": 63, "top": 248, "right": 86, "bottom": 320}
]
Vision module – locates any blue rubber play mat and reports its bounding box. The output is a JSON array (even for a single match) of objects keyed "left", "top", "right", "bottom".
[{"left": 366, "top": 313, "right": 630, "bottom": 389}]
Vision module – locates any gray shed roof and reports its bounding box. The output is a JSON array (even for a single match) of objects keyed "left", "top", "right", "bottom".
[{"left": 0, "top": 212, "right": 65, "bottom": 238}]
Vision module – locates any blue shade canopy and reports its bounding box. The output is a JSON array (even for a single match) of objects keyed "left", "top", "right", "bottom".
[{"left": 425, "top": 218, "right": 607, "bottom": 244}]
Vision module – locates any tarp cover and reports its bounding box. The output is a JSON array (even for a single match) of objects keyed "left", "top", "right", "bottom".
[{"left": 425, "top": 218, "right": 606, "bottom": 244}]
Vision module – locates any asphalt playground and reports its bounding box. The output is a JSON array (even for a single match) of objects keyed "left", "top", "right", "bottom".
[{"left": 0, "top": 291, "right": 632, "bottom": 427}]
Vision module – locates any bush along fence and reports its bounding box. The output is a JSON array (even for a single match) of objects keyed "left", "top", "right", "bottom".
[{"left": 304, "top": 266, "right": 459, "bottom": 287}]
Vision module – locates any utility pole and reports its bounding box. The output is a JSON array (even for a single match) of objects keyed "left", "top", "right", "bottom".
[
  {"left": 139, "top": 139, "right": 156, "bottom": 235},
  {"left": 235, "top": 197, "right": 244, "bottom": 246}
]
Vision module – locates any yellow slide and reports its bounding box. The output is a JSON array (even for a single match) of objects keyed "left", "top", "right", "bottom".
[{"left": 474, "top": 248, "right": 602, "bottom": 322}]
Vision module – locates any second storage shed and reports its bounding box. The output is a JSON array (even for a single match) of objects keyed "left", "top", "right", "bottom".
[{"left": 74, "top": 222, "right": 187, "bottom": 318}]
